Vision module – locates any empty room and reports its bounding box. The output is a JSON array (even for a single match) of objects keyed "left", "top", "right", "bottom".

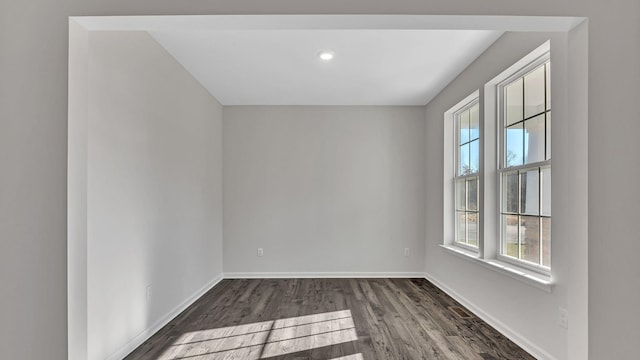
[
  {"left": 64, "top": 15, "right": 591, "bottom": 360},
  {"left": 2, "top": 2, "right": 639, "bottom": 360}
]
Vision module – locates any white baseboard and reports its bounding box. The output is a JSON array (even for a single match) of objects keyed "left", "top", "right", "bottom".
[
  {"left": 423, "top": 272, "right": 557, "bottom": 360},
  {"left": 105, "top": 274, "right": 224, "bottom": 360},
  {"left": 224, "top": 271, "right": 425, "bottom": 279}
]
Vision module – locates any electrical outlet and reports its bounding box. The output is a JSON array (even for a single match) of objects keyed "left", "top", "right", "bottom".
[
  {"left": 404, "top": 248, "right": 410, "bottom": 257},
  {"left": 146, "top": 285, "right": 152, "bottom": 302},
  {"left": 558, "top": 307, "right": 568, "bottom": 329},
  {"left": 257, "top": 248, "right": 264, "bottom": 257}
]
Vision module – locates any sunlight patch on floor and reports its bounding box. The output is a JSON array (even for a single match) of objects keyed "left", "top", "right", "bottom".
[
  {"left": 157, "top": 310, "right": 360, "bottom": 359},
  {"left": 328, "top": 353, "right": 364, "bottom": 360}
]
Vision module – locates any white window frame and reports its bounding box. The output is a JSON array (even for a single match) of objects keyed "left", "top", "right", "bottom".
[
  {"left": 496, "top": 51, "right": 551, "bottom": 275},
  {"left": 453, "top": 99, "right": 481, "bottom": 251},
  {"left": 442, "top": 41, "right": 555, "bottom": 292},
  {"left": 443, "top": 90, "right": 481, "bottom": 253}
]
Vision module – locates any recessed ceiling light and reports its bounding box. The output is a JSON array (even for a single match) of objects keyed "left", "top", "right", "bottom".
[{"left": 318, "top": 51, "right": 335, "bottom": 61}]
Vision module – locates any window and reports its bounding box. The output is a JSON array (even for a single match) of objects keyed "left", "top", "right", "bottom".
[
  {"left": 454, "top": 101, "right": 480, "bottom": 248},
  {"left": 443, "top": 42, "right": 555, "bottom": 289},
  {"left": 498, "top": 55, "right": 551, "bottom": 271}
]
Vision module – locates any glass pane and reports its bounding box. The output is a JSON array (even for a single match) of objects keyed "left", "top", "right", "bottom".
[
  {"left": 524, "top": 65, "right": 546, "bottom": 118},
  {"left": 541, "top": 217, "right": 551, "bottom": 267},
  {"left": 502, "top": 214, "right": 519, "bottom": 258},
  {"left": 459, "top": 143, "right": 470, "bottom": 175},
  {"left": 503, "top": 172, "right": 519, "bottom": 213},
  {"left": 521, "top": 216, "right": 540, "bottom": 264},
  {"left": 457, "top": 212, "right": 466, "bottom": 243},
  {"left": 459, "top": 110, "right": 470, "bottom": 144},
  {"left": 468, "top": 178, "right": 478, "bottom": 211},
  {"left": 468, "top": 212, "right": 478, "bottom": 247},
  {"left": 456, "top": 179, "right": 466, "bottom": 211},
  {"left": 469, "top": 139, "right": 479, "bottom": 174},
  {"left": 520, "top": 169, "right": 539, "bottom": 215},
  {"left": 546, "top": 112, "right": 551, "bottom": 160},
  {"left": 470, "top": 104, "right": 480, "bottom": 140},
  {"left": 505, "top": 123, "right": 524, "bottom": 167},
  {"left": 545, "top": 62, "right": 551, "bottom": 111},
  {"left": 524, "top": 114, "right": 545, "bottom": 164},
  {"left": 505, "top": 78, "right": 523, "bottom": 125},
  {"left": 541, "top": 167, "right": 551, "bottom": 216}
]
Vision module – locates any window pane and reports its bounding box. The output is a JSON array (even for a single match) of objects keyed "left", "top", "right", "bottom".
[
  {"left": 503, "top": 172, "right": 519, "bottom": 213},
  {"left": 524, "top": 65, "right": 546, "bottom": 118},
  {"left": 541, "top": 217, "right": 551, "bottom": 267},
  {"left": 520, "top": 169, "right": 539, "bottom": 215},
  {"left": 468, "top": 212, "right": 478, "bottom": 247},
  {"left": 459, "top": 110, "right": 470, "bottom": 144},
  {"left": 524, "top": 114, "right": 545, "bottom": 164},
  {"left": 502, "top": 214, "right": 519, "bottom": 258},
  {"left": 457, "top": 212, "right": 466, "bottom": 243},
  {"left": 546, "top": 112, "right": 551, "bottom": 160},
  {"left": 521, "top": 216, "right": 540, "bottom": 264},
  {"left": 505, "top": 78, "right": 523, "bottom": 125},
  {"left": 541, "top": 167, "right": 551, "bottom": 216},
  {"left": 469, "top": 139, "right": 479, "bottom": 174},
  {"left": 470, "top": 104, "right": 480, "bottom": 140},
  {"left": 468, "top": 178, "right": 478, "bottom": 211},
  {"left": 545, "top": 62, "right": 551, "bottom": 111},
  {"left": 459, "top": 143, "right": 470, "bottom": 175},
  {"left": 505, "top": 123, "right": 524, "bottom": 167},
  {"left": 456, "top": 179, "right": 466, "bottom": 211}
]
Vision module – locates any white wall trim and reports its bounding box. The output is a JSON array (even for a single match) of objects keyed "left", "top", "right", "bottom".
[
  {"left": 423, "top": 272, "right": 557, "bottom": 360},
  {"left": 71, "top": 15, "right": 585, "bottom": 33},
  {"left": 439, "top": 245, "right": 553, "bottom": 292},
  {"left": 224, "top": 272, "right": 425, "bottom": 279},
  {"left": 105, "top": 274, "right": 224, "bottom": 360}
]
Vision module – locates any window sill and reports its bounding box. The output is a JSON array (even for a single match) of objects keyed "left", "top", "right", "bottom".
[{"left": 439, "top": 244, "right": 554, "bottom": 293}]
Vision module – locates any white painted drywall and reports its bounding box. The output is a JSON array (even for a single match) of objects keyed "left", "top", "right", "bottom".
[
  {"left": 68, "top": 21, "right": 90, "bottom": 360},
  {"left": 223, "top": 106, "right": 426, "bottom": 275},
  {"left": 425, "top": 31, "right": 585, "bottom": 360},
  {"left": 565, "top": 22, "right": 588, "bottom": 360},
  {"left": 1, "top": 3, "right": 639, "bottom": 360},
  {"left": 85, "top": 32, "right": 223, "bottom": 360}
]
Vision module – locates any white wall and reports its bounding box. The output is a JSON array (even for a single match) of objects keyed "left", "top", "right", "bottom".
[
  {"left": 84, "top": 31, "right": 223, "bottom": 360},
  {"left": 224, "top": 106, "right": 425, "bottom": 275},
  {"left": 68, "top": 21, "right": 90, "bottom": 360},
  {"left": 1, "top": 2, "right": 639, "bottom": 360},
  {"left": 425, "top": 32, "right": 583, "bottom": 360}
]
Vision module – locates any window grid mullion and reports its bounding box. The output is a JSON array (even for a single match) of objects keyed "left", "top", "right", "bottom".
[
  {"left": 465, "top": 179, "right": 469, "bottom": 244},
  {"left": 500, "top": 159, "right": 551, "bottom": 174},
  {"left": 516, "top": 170, "right": 522, "bottom": 259},
  {"left": 544, "top": 63, "right": 549, "bottom": 161},
  {"left": 504, "top": 98, "right": 549, "bottom": 129},
  {"left": 467, "top": 139, "right": 471, "bottom": 177},
  {"left": 538, "top": 168, "right": 543, "bottom": 265},
  {"left": 522, "top": 73, "right": 526, "bottom": 168},
  {"left": 545, "top": 110, "right": 550, "bottom": 160}
]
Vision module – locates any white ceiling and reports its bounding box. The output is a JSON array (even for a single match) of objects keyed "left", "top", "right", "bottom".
[
  {"left": 75, "top": 15, "right": 585, "bottom": 106},
  {"left": 150, "top": 30, "right": 503, "bottom": 106}
]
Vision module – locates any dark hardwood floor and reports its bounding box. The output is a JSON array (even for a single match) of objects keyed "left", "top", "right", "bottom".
[{"left": 125, "top": 278, "right": 535, "bottom": 360}]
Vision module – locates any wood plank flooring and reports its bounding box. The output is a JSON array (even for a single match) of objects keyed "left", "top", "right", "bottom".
[{"left": 125, "top": 278, "right": 535, "bottom": 360}]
